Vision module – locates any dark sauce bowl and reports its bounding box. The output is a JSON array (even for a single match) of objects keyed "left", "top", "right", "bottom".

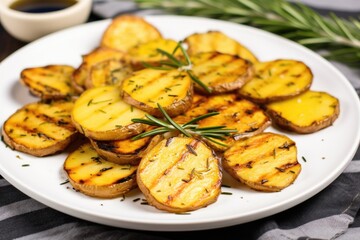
[{"left": 0, "top": 0, "right": 92, "bottom": 42}]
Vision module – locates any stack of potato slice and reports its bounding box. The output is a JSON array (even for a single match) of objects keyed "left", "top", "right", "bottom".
[{"left": 2, "top": 15, "right": 340, "bottom": 213}]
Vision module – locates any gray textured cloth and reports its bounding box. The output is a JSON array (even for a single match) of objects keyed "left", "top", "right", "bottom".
[{"left": 1, "top": 1, "right": 360, "bottom": 239}]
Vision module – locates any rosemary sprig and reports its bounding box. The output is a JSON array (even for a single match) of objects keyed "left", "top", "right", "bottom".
[
  {"left": 135, "top": 0, "right": 360, "bottom": 65},
  {"left": 143, "top": 41, "right": 212, "bottom": 93},
  {"left": 132, "top": 103, "right": 237, "bottom": 147}
]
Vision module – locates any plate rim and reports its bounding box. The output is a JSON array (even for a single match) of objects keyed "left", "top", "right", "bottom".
[{"left": 1, "top": 15, "right": 360, "bottom": 231}]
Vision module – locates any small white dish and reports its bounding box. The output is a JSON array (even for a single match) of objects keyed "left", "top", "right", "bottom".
[{"left": 0, "top": 0, "right": 92, "bottom": 42}]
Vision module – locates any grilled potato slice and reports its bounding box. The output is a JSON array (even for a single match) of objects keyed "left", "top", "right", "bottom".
[
  {"left": 64, "top": 143, "right": 137, "bottom": 198},
  {"left": 238, "top": 59, "right": 313, "bottom": 103},
  {"left": 121, "top": 69, "right": 193, "bottom": 117},
  {"left": 184, "top": 31, "right": 258, "bottom": 63},
  {"left": 72, "top": 86, "right": 147, "bottom": 141},
  {"left": 20, "top": 65, "right": 76, "bottom": 100},
  {"left": 86, "top": 59, "right": 133, "bottom": 89},
  {"left": 2, "top": 100, "right": 77, "bottom": 157},
  {"left": 190, "top": 52, "right": 254, "bottom": 94},
  {"left": 90, "top": 136, "right": 152, "bottom": 166},
  {"left": 101, "top": 15, "right": 162, "bottom": 52},
  {"left": 137, "top": 137, "right": 222, "bottom": 213},
  {"left": 128, "top": 38, "right": 181, "bottom": 70},
  {"left": 223, "top": 132, "right": 301, "bottom": 192},
  {"left": 174, "top": 94, "right": 271, "bottom": 150},
  {"left": 72, "top": 47, "right": 127, "bottom": 93},
  {"left": 266, "top": 91, "right": 340, "bottom": 133}
]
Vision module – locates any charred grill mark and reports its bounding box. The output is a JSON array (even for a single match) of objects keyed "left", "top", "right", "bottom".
[
  {"left": 97, "top": 141, "right": 116, "bottom": 151},
  {"left": 193, "top": 52, "right": 219, "bottom": 65},
  {"left": 244, "top": 127, "right": 259, "bottom": 133},
  {"left": 231, "top": 136, "right": 292, "bottom": 170},
  {"left": 193, "top": 55, "right": 239, "bottom": 81},
  {"left": 149, "top": 140, "right": 202, "bottom": 194},
  {"left": 256, "top": 62, "right": 276, "bottom": 79},
  {"left": 97, "top": 138, "right": 150, "bottom": 155},
  {"left": 8, "top": 121, "right": 56, "bottom": 141},
  {"left": 91, "top": 156, "right": 102, "bottom": 164},
  {"left": 114, "top": 174, "right": 135, "bottom": 184},
  {"left": 25, "top": 106, "right": 75, "bottom": 131},
  {"left": 213, "top": 59, "right": 248, "bottom": 83},
  {"left": 140, "top": 71, "right": 170, "bottom": 90},
  {"left": 165, "top": 137, "right": 174, "bottom": 147},
  {"left": 132, "top": 71, "right": 188, "bottom": 103},
  {"left": 147, "top": 143, "right": 192, "bottom": 189},
  {"left": 35, "top": 81, "right": 61, "bottom": 94},
  {"left": 78, "top": 172, "right": 135, "bottom": 185},
  {"left": 278, "top": 141, "right": 295, "bottom": 150},
  {"left": 245, "top": 109, "right": 254, "bottom": 115},
  {"left": 255, "top": 162, "right": 300, "bottom": 185},
  {"left": 246, "top": 161, "right": 253, "bottom": 168},
  {"left": 166, "top": 158, "right": 220, "bottom": 206}
]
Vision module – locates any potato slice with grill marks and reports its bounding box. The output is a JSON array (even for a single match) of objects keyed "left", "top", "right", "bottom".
[
  {"left": 190, "top": 52, "right": 254, "bottom": 94},
  {"left": 137, "top": 137, "right": 222, "bottom": 213},
  {"left": 101, "top": 15, "right": 162, "bottom": 52},
  {"left": 121, "top": 69, "right": 193, "bottom": 117},
  {"left": 72, "top": 47, "right": 127, "bottom": 93},
  {"left": 72, "top": 86, "right": 147, "bottom": 141},
  {"left": 20, "top": 65, "right": 76, "bottom": 100},
  {"left": 238, "top": 59, "right": 313, "bottom": 103},
  {"left": 90, "top": 136, "right": 152, "bottom": 166},
  {"left": 184, "top": 31, "right": 258, "bottom": 63},
  {"left": 2, "top": 100, "right": 77, "bottom": 157},
  {"left": 266, "top": 91, "right": 340, "bottom": 133},
  {"left": 223, "top": 132, "right": 301, "bottom": 192},
  {"left": 128, "top": 38, "right": 181, "bottom": 70},
  {"left": 86, "top": 59, "right": 133, "bottom": 89},
  {"left": 64, "top": 143, "right": 137, "bottom": 198},
  {"left": 174, "top": 94, "right": 271, "bottom": 150}
]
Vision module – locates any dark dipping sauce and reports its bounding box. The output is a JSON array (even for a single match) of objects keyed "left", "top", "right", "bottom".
[{"left": 9, "top": 0, "right": 77, "bottom": 13}]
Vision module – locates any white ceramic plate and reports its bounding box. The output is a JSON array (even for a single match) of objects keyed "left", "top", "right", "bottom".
[{"left": 1, "top": 16, "right": 360, "bottom": 231}]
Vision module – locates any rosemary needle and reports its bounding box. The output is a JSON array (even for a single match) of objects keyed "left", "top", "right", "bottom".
[
  {"left": 143, "top": 41, "right": 213, "bottom": 93},
  {"left": 135, "top": 0, "right": 360, "bottom": 65},
  {"left": 132, "top": 103, "right": 237, "bottom": 147}
]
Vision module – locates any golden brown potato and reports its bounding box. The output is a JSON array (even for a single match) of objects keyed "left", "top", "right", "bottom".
[
  {"left": 85, "top": 59, "right": 133, "bottom": 89},
  {"left": 137, "top": 137, "right": 222, "bottom": 213},
  {"left": 190, "top": 52, "right": 254, "bottom": 94},
  {"left": 72, "top": 47, "right": 127, "bottom": 93},
  {"left": 128, "top": 38, "right": 181, "bottom": 70},
  {"left": 266, "top": 90, "right": 340, "bottom": 133},
  {"left": 121, "top": 69, "right": 193, "bottom": 117},
  {"left": 71, "top": 86, "right": 147, "bottom": 141},
  {"left": 64, "top": 143, "right": 138, "bottom": 198},
  {"left": 20, "top": 65, "right": 76, "bottom": 100},
  {"left": 184, "top": 31, "right": 258, "bottom": 63},
  {"left": 2, "top": 100, "right": 77, "bottom": 157},
  {"left": 238, "top": 59, "right": 313, "bottom": 103},
  {"left": 101, "top": 15, "right": 162, "bottom": 52},
  {"left": 223, "top": 132, "right": 301, "bottom": 192},
  {"left": 174, "top": 94, "right": 271, "bottom": 150}
]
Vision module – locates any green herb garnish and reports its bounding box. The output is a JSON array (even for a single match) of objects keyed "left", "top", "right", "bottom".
[
  {"left": 136, "top": 0, "right": 360, "bottom": 65},
  {"left": 142, "top": 41, "right": 212, "bottom": 93},
  {"left": 132, "top": 103, "right": 237, "bottom": 147}
]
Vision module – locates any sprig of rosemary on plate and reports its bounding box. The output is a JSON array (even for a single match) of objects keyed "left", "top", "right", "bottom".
[
  {"left": 142, "top": 41, "right": 212, "bottom": 93},
  {"left": 135, "top": 0, "right": 360, "bottom": 65},
  {"left": 132, "top": 103, "right": 237, "bottom": 147}
]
